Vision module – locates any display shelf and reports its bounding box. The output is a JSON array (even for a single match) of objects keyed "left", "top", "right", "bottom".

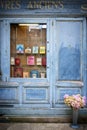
[{"left": 10, "top": 23, "right": 47, "bottom": 78}]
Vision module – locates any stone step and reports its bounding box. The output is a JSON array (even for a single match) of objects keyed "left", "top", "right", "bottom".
[{"left": 0, "top": 115, "right": 87, "bottom": 123}]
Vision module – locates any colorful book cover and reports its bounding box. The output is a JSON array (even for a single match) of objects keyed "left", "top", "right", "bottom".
[
  {"left": 36, "top": 57, "right": 42, "bottom": 65},
  {"left": 40, "top": 72, "right": 45, "bottom": 78},
  {"left": 32, "top": 46, "right": 38, "bottom": 54},
  {"left": 10, "top": 57, "right": 15, "bottom": 65},
  {"left": 27, "top": 56, "right": 35, "bottom": 65},
  {"left": 40, "top": 46, "right": 45, "bottom": 54},
  {"left": 25, "top": 47, "right": 31, "bottom": 54},
  {"left": 30, "top": 70, "right": 39, "bottom": 78},
  {"left": 42, "top": 57, "right": 46, "bottom": 66},
  {"left": 23, "top": 72, "right": 29, "bottom": 78},
  {"left": 14, "top": 67, "right": 23, "bottom": 77},
  {"left": 15, "top": 58, "right": 20, "bottom": 66},
  {"left": 16, "top": 44, "right": 24, "bottom": 54}
]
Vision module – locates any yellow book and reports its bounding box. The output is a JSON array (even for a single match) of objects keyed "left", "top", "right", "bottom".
[
  {"left": 23, "top": 72, "right": 29, "bottom": 78},
  {"left": 39, "top": 46, "right": 45, "bottom": 54}
]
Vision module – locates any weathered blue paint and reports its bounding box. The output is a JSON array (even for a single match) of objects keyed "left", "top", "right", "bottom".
[
  {"left": 0, "top": 0, "right": 87, "bottom": 17},
  {"left": 0, "top": 22, "right": 1, "bottom": 78},
  {"left": 59, "top": 44, "right": 80, "bottom": 80},
  {"left": 0, "top": 83, "right": 19, "bottom": 103},
  {"left": 56, "top": 20, "right": 82, "bottom": 81},
  {"left": 0, "top": 88, "right": 16, "bottom": 100},
  {"left": 25, "top": 88, "right": 46, "bottom": 100},
  {"left": 0, "top": 0, "right": 87, "bottom": 116},
  {"left": 58, "top": 88, "right": 81, "bottom": 101}
]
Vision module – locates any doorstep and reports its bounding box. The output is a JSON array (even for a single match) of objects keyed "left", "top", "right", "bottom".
[{"left": 0, "top": 115, "right": 87, "bottom": 123}]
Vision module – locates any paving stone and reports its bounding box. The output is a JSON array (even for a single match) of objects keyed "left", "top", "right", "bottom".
[{"left": 0, "top": 123, "right": 87, "bottom": 130}]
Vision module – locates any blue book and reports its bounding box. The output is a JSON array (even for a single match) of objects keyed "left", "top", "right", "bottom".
[{"left": 16, "top": 44, "right": 24, "bottom": 54}]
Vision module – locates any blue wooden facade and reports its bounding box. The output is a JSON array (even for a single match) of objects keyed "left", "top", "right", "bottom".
[{"left": 0, "top": 0, "right": 87, "bottom": 116}]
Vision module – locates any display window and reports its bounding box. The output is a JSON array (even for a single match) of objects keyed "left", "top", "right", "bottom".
[{"left": 10, "top": 23, "right": 47, "bottom": 78}]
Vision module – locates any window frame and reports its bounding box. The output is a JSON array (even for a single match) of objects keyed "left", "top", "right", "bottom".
[{"left": 1, "top": 18, "right": 50, "bottom": 83}]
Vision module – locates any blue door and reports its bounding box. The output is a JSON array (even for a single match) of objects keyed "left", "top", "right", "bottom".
[
  {"left": 52, "top": 18, "right": 87, "bottom": 109},
  {"left": 0, "top": 18, "right": 87, "bottom": 115}
]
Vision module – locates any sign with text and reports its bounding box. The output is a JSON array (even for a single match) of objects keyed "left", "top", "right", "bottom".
[{"left": 0, "top": 0, "right": 87, "bottom": 12}]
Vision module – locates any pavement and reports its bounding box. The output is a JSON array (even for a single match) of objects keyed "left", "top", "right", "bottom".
[{"left": 0, "top": 123, "right": 87, "bottom": 130}]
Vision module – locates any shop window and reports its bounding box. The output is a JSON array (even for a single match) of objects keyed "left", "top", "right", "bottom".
[{"left": 10, "top": 23, "right": 47, "bottom": 78}]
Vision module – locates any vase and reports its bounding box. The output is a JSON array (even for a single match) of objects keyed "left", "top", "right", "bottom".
[{"left": 70, "top": 109, "right": 80, "bottom": 129}]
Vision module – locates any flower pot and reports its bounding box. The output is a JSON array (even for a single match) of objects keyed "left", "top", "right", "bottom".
[{"left": 70, "top": 109, "right": 80, "bottom": 129}]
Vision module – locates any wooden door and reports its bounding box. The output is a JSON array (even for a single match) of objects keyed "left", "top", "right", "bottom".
[{"left": 52, "top": 18, "right": 86, "bottom": 109}]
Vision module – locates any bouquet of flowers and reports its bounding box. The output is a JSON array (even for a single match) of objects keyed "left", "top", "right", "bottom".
[{"left": 64, "top": 94, "right": 86, "bottom": 109}]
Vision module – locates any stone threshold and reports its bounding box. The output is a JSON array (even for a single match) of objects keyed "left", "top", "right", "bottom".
[{"left": 0, "top": 115, "right": 87, "bottom": 123}]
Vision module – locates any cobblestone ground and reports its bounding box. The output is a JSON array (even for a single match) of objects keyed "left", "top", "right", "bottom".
[{"left": 0, "top": 123, "right": 87, "bottom": 130}]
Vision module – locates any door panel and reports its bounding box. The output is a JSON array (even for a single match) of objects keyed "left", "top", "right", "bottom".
[
  {"left": 53, "top": 19, "right": 84, "bottom": 107},
  {"left": 57, "top": 21, "right": 82, "bottom": 80}
]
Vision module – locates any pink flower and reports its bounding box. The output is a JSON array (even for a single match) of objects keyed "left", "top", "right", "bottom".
[
  {"left": 64, "top": 94, "right": 86, "bottom": 109},
  {"left": 83, "top": 96, "right": 86, "bottom": 102},
  {"left": 64, "top": 94, "right": 69, "bottom": 99}
]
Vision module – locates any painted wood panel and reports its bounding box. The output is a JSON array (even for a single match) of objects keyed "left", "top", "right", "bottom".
[
  {"left": 23, "top": 87, "right": 49, "bottom": 103},
  {"left": 57, "top": 88, "right": 81, "bottom": 103},
  {"left": 0, "top": 21, "right": 1, "bottom": 78},
  {"left": 0, "top": 0, "right": 87, "bottom": 17},
  {"left": 56, "top": 21, "right": 82, "bottom": 80},
  {"left": 0, "top": 17, "right": 86, "bottom": 115},
  {"left": 0, "top": 86, "right": 19, "bottom": 103}
]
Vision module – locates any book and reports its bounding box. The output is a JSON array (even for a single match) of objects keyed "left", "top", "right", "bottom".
[
  {"left": 14, "top": 67, "right": 23, "bottom": 77},
  {"left": 36, "top": 57, "right": 42, "bottom": 65},
  {"left": 32, "top": 46, "right": 38, "bottom": 54},
  {"left": 30, "top": 70, "right": 39, "bottom": 78},
  {"left": 40, "top": 46, "right": 45, "bottom": 54},
  {"left": 15, "top": 58, "right": 20, "bottom": 66},
  {"left": 27, "top": 56, "right": 35, "bottom": 65},
  {"left": 40, "top": 72, "right": 45, "bottom": 78},
  {"left": 10, "top": 57, "right": 15, "bottom": 65},
  {"left": 23, "top": 72, "right": 29, "bottom": 78},
  {"left": 25, "top": 47, "right": 31, "bottom": 54},
  {"left": 16, "top": 44, "right": 24, "bottom": 54},
  {"left": 42, "top": 57, "right": 46, "bottom": 66}
]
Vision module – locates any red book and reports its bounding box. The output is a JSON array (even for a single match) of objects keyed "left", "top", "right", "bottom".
[
  {"left": 42, "top": 57, "right": 46, "bottom": 66},
  {"left": 14, "top": 67, "right": 23, "bottom": 77}
]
